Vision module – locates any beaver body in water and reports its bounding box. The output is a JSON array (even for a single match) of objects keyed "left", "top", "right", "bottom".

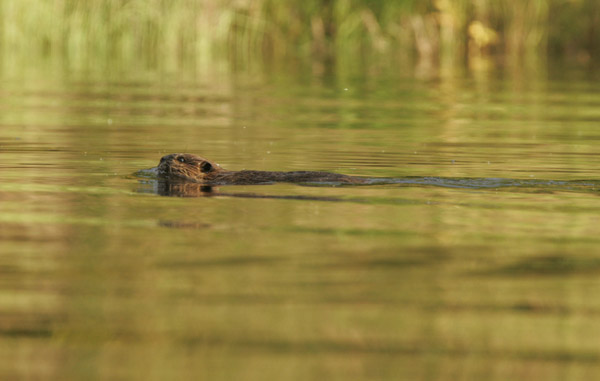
[{"left": 156, "top": 153, "right": 368, "bottom": 185}]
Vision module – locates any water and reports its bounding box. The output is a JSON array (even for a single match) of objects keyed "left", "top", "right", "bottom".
[{"left": 1, "top": 62, "right": 600, "bottom": 380}]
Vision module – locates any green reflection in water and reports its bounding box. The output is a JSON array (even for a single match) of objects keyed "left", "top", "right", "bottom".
[{"left": 1, "top": 58, "right": 600, "bottom": 380}]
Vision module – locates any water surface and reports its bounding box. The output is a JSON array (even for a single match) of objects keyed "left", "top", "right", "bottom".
[{"left": 1, "top": 62, "right": 600, "bottom": 380}]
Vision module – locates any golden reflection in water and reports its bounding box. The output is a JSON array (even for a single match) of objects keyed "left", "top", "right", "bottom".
[{"left": 1, "top": 61, "right": 600, "bottom": 379}]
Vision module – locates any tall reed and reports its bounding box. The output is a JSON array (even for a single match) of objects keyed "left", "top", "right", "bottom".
[{"left": 0, "top": 0, "right": 597, "bottom": 70}]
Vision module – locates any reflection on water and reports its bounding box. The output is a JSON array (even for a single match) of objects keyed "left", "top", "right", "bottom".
[
  {"left": 1, "top": 62, "right": 600, "bottom": 380},
  {"left": 137, "top": 173, "right": 600, "bottom": 197}
]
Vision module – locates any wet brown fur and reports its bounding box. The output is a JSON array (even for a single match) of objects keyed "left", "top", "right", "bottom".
[{"left": 157, "top": 153, "right": 366, "bottom": 185}]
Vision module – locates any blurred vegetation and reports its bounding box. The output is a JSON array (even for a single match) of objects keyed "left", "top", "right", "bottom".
[{"left": 0, "top": 0, "right": 598, "bottom": 71}]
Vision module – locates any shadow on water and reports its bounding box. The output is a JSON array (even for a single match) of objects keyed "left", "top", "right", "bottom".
[
  {"left": 158, "top": 256, "right": 283, "bottom": 269},
  {"left": 481, "top": 255, "right": 600, "bottom": 277},
  {"left": 138, "top": 180, "right": 350, "bottom": 201},
  {"left": 134, "top": 168, "right": 600, "bottom": 199},
  {"left": 178, "top": 336, "right": 600, "bottom": 363},
  {"left": 393, "top": 177, "right": 600, "bottom": 192}
]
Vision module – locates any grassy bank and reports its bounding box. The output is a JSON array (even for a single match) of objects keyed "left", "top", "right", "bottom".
[{"left": 0, "top": 0, "right": 597, "bottom": 70}]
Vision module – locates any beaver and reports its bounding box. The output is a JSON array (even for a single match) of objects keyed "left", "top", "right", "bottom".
[
  {"left": 154, "top": 182, "right": 349, "bottom": 201},
  {"left": 156, "top": 153, "right": 368, "bottom": 185}
]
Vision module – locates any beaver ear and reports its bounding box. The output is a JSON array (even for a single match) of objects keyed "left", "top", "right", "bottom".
[{"left": 200, "top": 161, "right": 213, "bottom": 173}]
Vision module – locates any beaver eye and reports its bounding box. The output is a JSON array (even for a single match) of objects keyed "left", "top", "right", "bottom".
[{"left": 177, "top": 157, "right": 186, "bottom": 163}]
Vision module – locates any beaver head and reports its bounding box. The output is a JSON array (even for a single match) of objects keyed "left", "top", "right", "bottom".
[{"left": 157, "top": 153, "right": 224, "bottom": 182}]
